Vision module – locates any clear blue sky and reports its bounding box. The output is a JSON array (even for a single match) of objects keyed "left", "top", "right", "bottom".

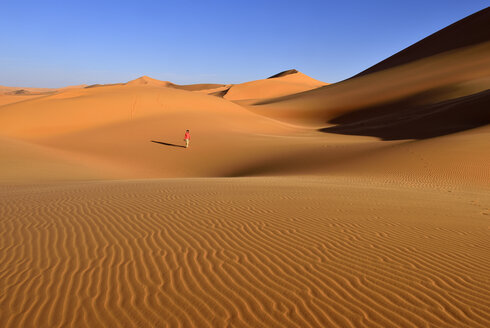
[{"left": 1, "top": 0, "right": 488, "bottom": 87}]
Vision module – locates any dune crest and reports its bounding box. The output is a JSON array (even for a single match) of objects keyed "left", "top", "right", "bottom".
[
  {"left": 355, "top": 7, "right": 490, "bottom": 77},
  {"left": 0, "top": 84, "right": 87, "bottom": 106},
  {"left": 126, "top": 75, "right": 175, "bottom": 87},
  {"left": 267, "top": 69, "right": 299, "bottom": 78},
  {"left": 223, "top": 70, "right": 327, "bottom": 101}
]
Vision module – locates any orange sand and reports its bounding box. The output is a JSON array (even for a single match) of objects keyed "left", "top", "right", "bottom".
[
  {"left": 1, "top": 178, "right": 488, "bottom": 327},
  {"left": 0, "top": 7, "right": 489, "bottom": 328}
]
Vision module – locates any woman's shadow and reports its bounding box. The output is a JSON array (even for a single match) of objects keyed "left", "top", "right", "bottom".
[{"left": 151, "top": 140, "right": 186, "bottom": 148}]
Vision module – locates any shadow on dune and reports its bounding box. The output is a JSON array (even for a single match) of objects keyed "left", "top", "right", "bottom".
[
  {"left": 320, "top": 89, "right": 490, "bottom": 140},
  {"left": 151, "top": 140, "right": 185, "bottom": 148}
]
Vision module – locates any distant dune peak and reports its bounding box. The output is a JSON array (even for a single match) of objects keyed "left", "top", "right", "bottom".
[
  {"left": 126, "top": 75, "right": 173, "bottom": 86},
  {"left": 133, "top": 75, "right": 157, "bottom": 82},
  {"left": 10, "top": 89, "right": 29, "bottom": 95},
  {"left": 132, "top": 75, "right": 154, "bottom": 81},
  {"left": 268, "top": 69, "right": 299, "bottom": 79}
]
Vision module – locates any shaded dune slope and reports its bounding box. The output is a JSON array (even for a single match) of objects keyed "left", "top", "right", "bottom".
[
  {"left": 355, "top": 7, "right": 490, "bottom": 77},
  {"left": 245, "top": 10, "right": 490, "bottom": 139},
  {"left": 226, "top": 125, "right": 490, "bottom": 187},
  {"left": 268, "top": 69, "right": 299, "bottom": 78},
  {"left": 322, "top": 88, "right": 490, "bottom": 140}
]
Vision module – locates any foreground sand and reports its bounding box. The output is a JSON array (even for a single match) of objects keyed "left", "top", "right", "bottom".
[{"left": 1, "top": 177, "right": 489, "bottom": 328}]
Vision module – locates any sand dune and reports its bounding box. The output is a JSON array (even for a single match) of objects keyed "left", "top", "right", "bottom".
[
  {"left": 0, "top": 94, "right": 49, "bottom": 107},
  {"left": 171, "top": 83, "right": 228, "bottom": 92},
  {"left": 0, "top": 86, "right": 57, "bottom": 106},
  {"left": 87, "top": 76, "right": 227, "bottom": 92},
  {"left": 0, "top": 84, "right": 87, "bottom": 106},
  {"left": 268, "top": 68, "right": 301, "bottom": 78},
  {"left": 245, "top": 41, "right": 490, "bottom": 129},
  {"left": 0, "top": 81, "right": 266, "bottom": 139},
  {"left": 1, "top": 8, "right": 489, "bottom": 328},
  {"left": 0, "top": 85, "right": 58, "bottom": 94},
  {"left": 0, "top": 79, "right": 307, "bottom": 179},
  {"left": 4, "top": 82, "right": 485, "bottom": 185},
  {"left": 223, "top": 70, "right": 327, "bottom": 101},
  {"left": 244, "top": 9, "right": 490, "bottom": 136},
  {"left": 125, "top": 75, "right": 175, "bottom": 87},
  {"left": 355, "top": 7, "right": 490, "bottom": 77},
  {"left": 322, "top": 87, "right": 490, "bottom": 140},
  {"left": 125, "top": 75, "right": 226, "bottom": 91}
]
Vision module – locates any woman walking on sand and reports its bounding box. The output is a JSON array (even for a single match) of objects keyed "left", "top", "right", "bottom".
[{"left": 184, "top": 129, "right": 190, "bottom": 148}]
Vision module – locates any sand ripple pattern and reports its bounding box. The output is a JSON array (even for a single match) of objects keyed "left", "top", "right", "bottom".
[{"left": 1, "top": 178, "right": 489, "bottom": 327}]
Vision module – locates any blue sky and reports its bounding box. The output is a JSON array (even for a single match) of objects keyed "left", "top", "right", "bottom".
[{"left": 1, "top": 0, "right": 488, "bottom": 87}]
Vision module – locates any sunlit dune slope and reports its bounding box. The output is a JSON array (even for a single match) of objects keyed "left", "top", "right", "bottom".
[
  {"left": 0, "top": 94, "right": 49, "bottom": 107},
  {"left": 223, "top": 70, "right": 327, "bottom": 101},
  {"left": 0, "top": 81, "right": 307, "bottom": 179},
  {"left": 244, "top": 10, "right": 490, "bottom": 139},
  {"left": 125, "top": 75, "right": 175, "bottom": 87},
  {"left": 0, "top": 136, "right": 109, "bottom": 182},
  {"left": 0, "top": 82, "right": 272, "bottom": 139}
]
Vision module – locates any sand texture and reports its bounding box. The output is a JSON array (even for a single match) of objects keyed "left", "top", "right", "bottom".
[
  {"left": 1, "top": 7, "right": 489, "bottom": 328},
  {"left": 1, "top": 178, "right": 489, "bottom": 327}
]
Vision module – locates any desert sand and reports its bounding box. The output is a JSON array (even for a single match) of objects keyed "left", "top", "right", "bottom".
[{"left": 1, "top": 7, "right": 489, "bottom": 328}]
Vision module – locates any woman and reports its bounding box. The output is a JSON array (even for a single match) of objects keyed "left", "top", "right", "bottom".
[{"left": 184, "top": 129, "right": 190, "bottom": 148}]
